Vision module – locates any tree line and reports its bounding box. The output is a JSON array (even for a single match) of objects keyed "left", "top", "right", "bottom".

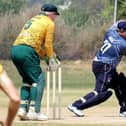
[{"left": 0, "top": 0, "right": 126, "bottom": 60}]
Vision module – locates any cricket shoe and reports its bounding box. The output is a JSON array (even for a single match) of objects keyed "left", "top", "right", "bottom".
[
  {"left": 26, "top": 112, "right": 48, "bottom": 121},
  {"left": 68, "top": 104, "right": 84, "bottom": 117},
  {"left": 26, "top": 108, "right": 48, "bottom": 121},
  {"left": 35, "top": 113, "right": 48, "bottom": 121},
  {"left": 120, "top": 111, "right": 126, "bottom": 117},
  {"left": 17, "top": 108, "right": 27, "bottom": 120}
]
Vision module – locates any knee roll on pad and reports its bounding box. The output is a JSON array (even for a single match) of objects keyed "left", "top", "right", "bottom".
[
  {"left": 23, "top": 83, "right": 31, "bottom": 87},
  {"left": 29, "top": 73, "right": 45, "bottom": 113},
  {"left": 30, "top": 83, "right": 37, "bottom": 101},
  {"left": 32, "top": 83, "right": 37, "bottom": 87},
  {"left": 20, "top": 84, "right": 31, "bottom": 110}
]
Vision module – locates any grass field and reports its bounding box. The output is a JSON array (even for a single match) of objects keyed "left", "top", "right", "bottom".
[{"left": 1, "top": 60, "right": 126, "bottom": 126}]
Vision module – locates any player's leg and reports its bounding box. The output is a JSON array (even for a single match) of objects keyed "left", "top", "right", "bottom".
[
  {"left": 108, "top": 71, "right": 126, "bottom": 117},
  {"left": 11, "top": 45, "right": 47, "bottom": 120},
  {"left": 20, "top": 47, "right": 47, "bottom": 120},
  {"left": 25, "top": 71, "right": 47, "bottom": 120},
  {"left": 73, "top": 90, "right": 112, "bottom": 109},
  {"left": 80, "top": 61, "right": 113, "bottom": 110},
  {"left": 0, "top": 70, "right": 20, "bottom": 126},
  {"left": 68, "top": 61, "right": 113, "bottom": 117},
  {"left": 68, "top": 90, "right": 97, "bottom": 117},
  {"left": 35, "top": 72, "right": 45, "bottom": 113},
  {"left": 26, "top": 72, "right": 47, "bottom": 120},
  {"left": 34, "top": 73, "right": 47, "bottom": 120},
  {"left": 68, "top": 90, "right": 112, "bottom": 117},
  {"left": 10, "top": 45, "right": 33, "bottom": 120},
  {"left": 115, "top": 72, "right": 126, "bottom": 117},
  {"left": 10, "top": 62, "right": 31, "bottom": 119},
  {"left": 17, "top": 83, "right": 31, "bottom": 119}
]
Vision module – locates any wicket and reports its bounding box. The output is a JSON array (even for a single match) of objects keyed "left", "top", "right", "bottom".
[{"left": 46, "top": 67, "right": 62, "bottom": 119}]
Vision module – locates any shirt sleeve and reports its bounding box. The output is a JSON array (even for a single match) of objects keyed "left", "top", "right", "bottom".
[{"left": 44, "top": 22, "right": 55, "bottom": 58}]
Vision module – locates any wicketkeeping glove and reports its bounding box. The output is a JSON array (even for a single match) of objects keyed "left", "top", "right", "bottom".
[{"left": 49, "top": 55, "right": 60, "bottom": 71}]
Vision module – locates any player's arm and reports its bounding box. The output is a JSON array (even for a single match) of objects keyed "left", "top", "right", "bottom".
[
  {"left": 44, "top": 23, "right": 60, "bottom": 70},
  {"left": 44, "top": 22, "right": 55, "bottom": 58}
]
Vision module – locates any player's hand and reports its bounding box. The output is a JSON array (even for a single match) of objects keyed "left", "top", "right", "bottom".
[{"left": 49, "top": 55, "right": 60, "bottom": 71}]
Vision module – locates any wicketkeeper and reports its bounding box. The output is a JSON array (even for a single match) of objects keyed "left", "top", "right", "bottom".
[
  {"left": 10, "top": 3, "right": 60, "bottom": 121},
  {"left": 68, "top": 20, "right": 126, "bottom": 117}
]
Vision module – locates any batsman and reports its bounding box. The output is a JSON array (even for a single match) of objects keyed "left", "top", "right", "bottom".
[
  {"left": 10, "top": 3, "right": 60, "bottom": 121},
  {"left": 68, "top": 20, "right": 126, "bottom": 117}
]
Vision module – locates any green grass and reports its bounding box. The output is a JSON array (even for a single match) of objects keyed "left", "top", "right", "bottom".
[
  {"left": 2, "top": 60, "right": 126, "bottom": 89},
  {"left": 0, "top": 60, "right": 124, "bottom": 107},
  {"left": 1, "top": 60, "right": 95, "bottom": 89},
  {"left": 0, "top": 59, "right": 119, "bottom": 108},
  {"left": 1, "top": 60, "right": 126, "bottom": 126}
]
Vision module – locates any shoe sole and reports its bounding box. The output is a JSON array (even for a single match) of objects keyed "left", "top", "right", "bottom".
[{"left": 68, "top": 105, "right": 84, "bottom": 117}]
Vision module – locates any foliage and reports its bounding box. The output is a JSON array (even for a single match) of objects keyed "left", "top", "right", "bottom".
[
  {"left": 0, "top": 0, "right": 26, "bottom": 15},
  {"left": 62, "top": 7, "right": 89, "bottom": 27},
  {"left": 117, "top": 0, "right": 126, "bottom": 19},
  {"left": 34, "top": 0, "right": 65, "bottom": 5},
  {"left": 1, "top": 0, "right": 126, "bottom": 60},
  {"left": 100, "top": 5, "right": 114, "bottom": 24},
  {"left": 100, "top": 0, "right": 126, "bottom": 21},
  {"left": 0, "top": 4, "right": 40, "bottom": 59},
  {"left": 43, "top": 0, "right": 64, "bottom": 5},
  {"left": 61, "top": 0, "right": 104, "bottom": 27}
]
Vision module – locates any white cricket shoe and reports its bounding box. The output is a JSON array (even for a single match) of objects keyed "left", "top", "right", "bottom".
[
  {"left": 17, "top": 108, "right": 27, "bottom": 120},
  {"left": 120, "top": 111, "right": 126, "bottom": 117},
  {"left": 68, "top": 104, "right": 84, "bottom": 117},
  {"left": 26, "top": 112, "right": 48, "bottom": 121},
  {"left": 26, "top": 110, "right": 37, "bottom": 120},
  {"left": 36, "top": 113, "right": 48, "bottom": 121},
  {"left": 26, "top": 107, "right": 48, "bottom": 121}
]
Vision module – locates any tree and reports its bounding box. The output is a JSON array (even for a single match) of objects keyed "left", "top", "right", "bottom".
[
  {"left": 0, "top": 0, "right": 26, "bottom": 15},
  {"left": 100, "top": 0, "right": 126, "bottom": 21},
  {"left": 117, "top": 0, "right": 126, "bottom": 19}
]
